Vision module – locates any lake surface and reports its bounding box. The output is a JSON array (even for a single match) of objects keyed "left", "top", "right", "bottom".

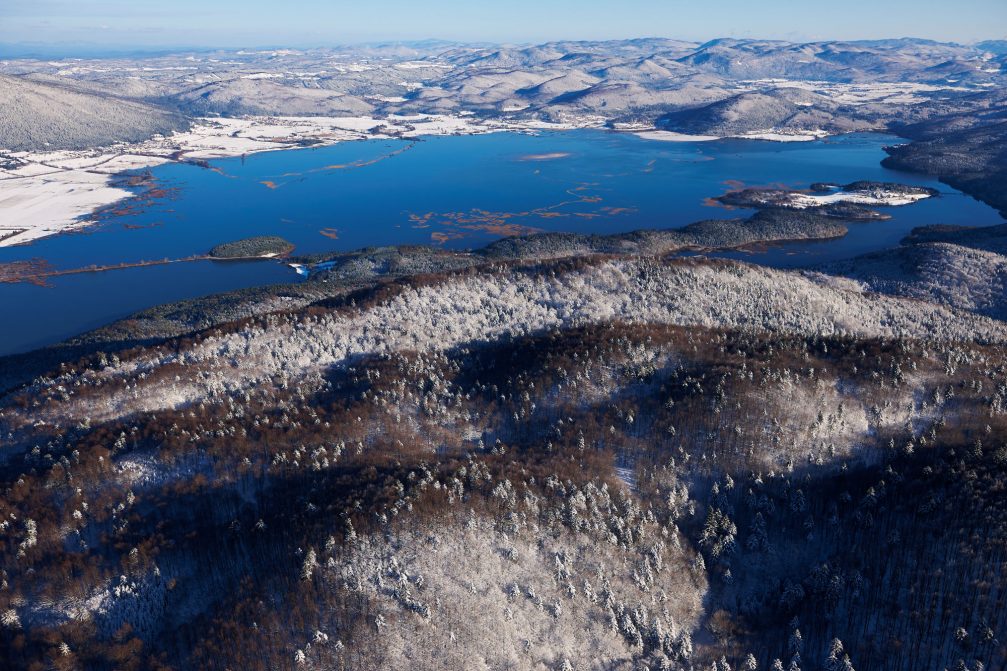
[{"left": 1, "top": 130, "right": 1002, "bottom": 356}]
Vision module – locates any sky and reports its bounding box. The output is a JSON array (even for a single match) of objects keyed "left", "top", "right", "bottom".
[{"left": 1, "top": 0, "right": 1005, "bottom": 51}]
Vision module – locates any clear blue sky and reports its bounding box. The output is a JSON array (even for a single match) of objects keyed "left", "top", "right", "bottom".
[{"left": 2, "top": 0, "right": 1005, "bottom": 49}]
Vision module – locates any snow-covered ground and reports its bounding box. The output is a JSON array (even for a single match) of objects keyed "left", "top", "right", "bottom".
[
  {"left": 732, "top": 129, "right": 832, "bottom": 142},
  {"left": 736, "top": 79, "right": 972, "bottom": 105},
  {"left": 721, "top": 183, "right": 936, "bottom": 211},
  {"left": 635, "top": 129, "right": 830, "bottom": 143},
  {"left": 634, "top": 130, "right": 720, "bottom": 142},
  {"left": 787, "top": 187, "right": 933, "bottom": 208},
  {"left": 0, "top": 166, "right": 136, "bottom": 246}
]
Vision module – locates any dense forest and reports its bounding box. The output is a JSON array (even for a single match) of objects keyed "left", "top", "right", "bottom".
[{"left": 1, "top": 252, "right": 1006, "bottom": 670}]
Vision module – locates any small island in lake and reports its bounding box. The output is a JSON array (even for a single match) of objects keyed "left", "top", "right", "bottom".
[
  {"left": 208, "top": 236, "right": 295, "bottom": 259},
  {"left": 717, "top": 180, "right": 938, "bottom": 220}
]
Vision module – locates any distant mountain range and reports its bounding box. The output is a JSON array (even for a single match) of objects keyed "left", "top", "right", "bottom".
[{"left": 0, "top": 37, "right": 1003, "bottom": 152}]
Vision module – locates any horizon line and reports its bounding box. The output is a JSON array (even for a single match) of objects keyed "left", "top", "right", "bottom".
[{"left": 2, "top": 34, "right": 1004, "bottom": 58}]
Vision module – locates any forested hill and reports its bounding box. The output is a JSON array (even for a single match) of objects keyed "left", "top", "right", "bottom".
[{"left": 2, "top": 253, "right": 1007, "bottom": 670}]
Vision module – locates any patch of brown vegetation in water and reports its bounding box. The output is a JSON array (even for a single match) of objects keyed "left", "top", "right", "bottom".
[
  {"left": 704, "top": 196, "right": 738, "bottom": 209},
  {"left": 431, "top": 230, "right": 468, "bottom": 243},
  {"left": 97, "top": 173, "right": 179, "bottom": 222},
  {"left": 0, "top": 258, "right": 55, "bottom": 286},
  {"left": 411, "top": 182, "right": 637, "bottom": 243}
]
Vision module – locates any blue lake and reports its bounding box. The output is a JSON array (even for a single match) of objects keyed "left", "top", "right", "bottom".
[{"left": 1, "top": 130, "right": 1002, "bottom": 356}]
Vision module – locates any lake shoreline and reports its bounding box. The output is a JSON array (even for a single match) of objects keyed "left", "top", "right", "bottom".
[
  {"left": 1, "top": 117, "right": 860, "bottom": 249},
  {"left": 0, "top": 129, "right": 1000, "bottom": 360}
]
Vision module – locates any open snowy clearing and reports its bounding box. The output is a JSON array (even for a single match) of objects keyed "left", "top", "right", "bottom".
[
  {"left": 788, "top": 187, "right": 934, "bottom": 208},
  {"left": 736, "top": 79, "right": 972, "bottom": 105},
  {"left": 732, "top": 130, "right": 832, "bottom": 142},
  {"left": 634, "top": 128, "right": 831, "bottom": 143},
  {"left": 634, "top": 130, "right": 721, "bottom": 142},
  {"left": 0, "top": 169, "right": 133, "bottom": 246}
]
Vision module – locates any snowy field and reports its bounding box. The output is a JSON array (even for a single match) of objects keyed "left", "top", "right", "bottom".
[
  {"left": 634, "top": 129, "right": 831, "bottom": 143},
  {"left": 788, "top": 187, "right": 934, "bottom": 208},
  {"left": 736, "top": 79, "right": 973, "bottom": 105}
]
